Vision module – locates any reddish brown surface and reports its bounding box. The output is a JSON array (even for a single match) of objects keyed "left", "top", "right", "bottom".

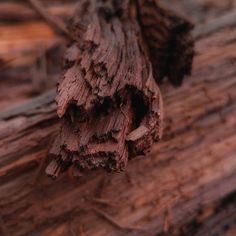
[
  {"left": 48, "top": 0, "right": 193, "bottom": 177},
  {"left": 1, "top": 1, "right": 236, "bottom": 236}
]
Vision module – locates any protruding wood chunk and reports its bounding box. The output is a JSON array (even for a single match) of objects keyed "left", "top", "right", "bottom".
[{"left": 47, "top": 0, "right": 194, "bottom": 177}]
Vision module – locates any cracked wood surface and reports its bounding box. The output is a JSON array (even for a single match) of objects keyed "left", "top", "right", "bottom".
[{"left": 0, "top": 11, "right": 236, "bottom": 235}]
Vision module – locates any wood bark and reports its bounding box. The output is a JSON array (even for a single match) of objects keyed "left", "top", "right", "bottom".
[
  {"left": 47, "top": 0, "right": 193, "bottom": 177},
  {"left": 1, "top": 11, "right": 236, "bottom": 235}
]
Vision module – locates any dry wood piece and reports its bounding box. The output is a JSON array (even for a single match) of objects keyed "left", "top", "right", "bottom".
[{"left": 46, "top": 0, "right": 194, "bottom": 178}]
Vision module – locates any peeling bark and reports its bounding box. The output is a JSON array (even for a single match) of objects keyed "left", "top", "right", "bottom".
[{"left": 47, "top": 0, "right": 194, "bottom": 177}]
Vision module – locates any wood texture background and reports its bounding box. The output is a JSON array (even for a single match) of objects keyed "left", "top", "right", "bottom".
[{"left": 1, "top": 1, "right": 236, "bottom": 235}]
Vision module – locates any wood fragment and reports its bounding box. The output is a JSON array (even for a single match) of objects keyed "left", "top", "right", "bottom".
[{"left": 47, "top": 0, "right": 194, "bottom": 178}]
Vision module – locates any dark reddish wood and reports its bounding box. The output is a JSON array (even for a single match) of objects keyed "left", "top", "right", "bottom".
[
  {"left": 1, "top": 22, "right": 236, "bottom": 235},
  {"left": 138, "top": 0, "right": 194, "bottom": 85},
  {"left": 1, "top": 1, "right": 236, "bottom": 236},
  {"left": 48, "top": 0, "right": 193, "bottom": 177}
]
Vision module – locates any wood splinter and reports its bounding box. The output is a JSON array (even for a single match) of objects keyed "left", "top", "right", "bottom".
[{"left": 46, "top": 0, "right": 194, "bottom": 178}]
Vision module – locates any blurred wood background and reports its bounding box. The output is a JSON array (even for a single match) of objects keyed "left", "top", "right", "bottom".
[{"left": 1, "top": 0, "right": 236, "bottom": 235}]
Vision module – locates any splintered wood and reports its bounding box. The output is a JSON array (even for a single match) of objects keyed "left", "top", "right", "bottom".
[{"left": 46, "top": 0, "right": 194, "bottom": 178}]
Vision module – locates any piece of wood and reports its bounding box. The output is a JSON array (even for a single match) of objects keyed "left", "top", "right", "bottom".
[
  {"left": 0, "top": 12, "right": 236, "bottom": 235},
  {"left": 47, "top": 0, "right": 193, "bottom": 177}
]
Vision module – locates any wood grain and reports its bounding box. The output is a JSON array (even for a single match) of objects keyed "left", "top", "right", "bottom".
[{"left": 0, "top": 12, "right": 236, "bottom": 235}]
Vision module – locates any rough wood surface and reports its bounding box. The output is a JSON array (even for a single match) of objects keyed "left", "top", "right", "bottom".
[
  {"left": 1, "top": 9, "right": 236, "bottom": 234},
  {"left": 47, "top": 0, "right": 193, "bottom": 177}
]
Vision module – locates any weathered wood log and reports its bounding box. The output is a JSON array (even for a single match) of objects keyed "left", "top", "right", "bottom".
[
  {"left": 47, "top": 0, "right": 193, "bottom": 177},
  {"left": 1, "top": 11, "right": 236, "bottom": 235}
]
